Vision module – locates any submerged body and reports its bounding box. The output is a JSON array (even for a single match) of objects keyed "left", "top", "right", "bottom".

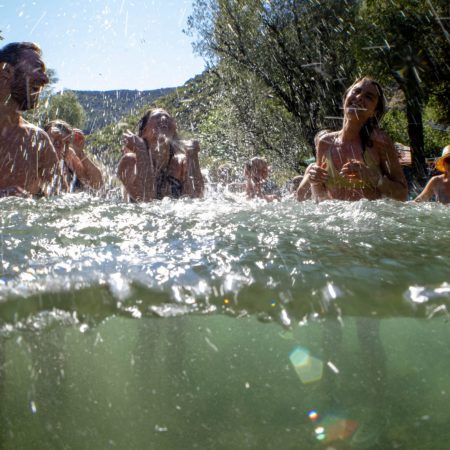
[{"left": 1, "top": 194, "right": 450, "bottom": 450}]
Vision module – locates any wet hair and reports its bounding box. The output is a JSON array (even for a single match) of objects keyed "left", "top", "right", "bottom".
[
  {"left": 0, "top": 42, "right": 41, "bottom": 66},
  {"left": 244, "top": 156, "right": 268, "bottom": 177},
  {"left": 344, "top": 77, "right": 386, "bottom": 152},
  {"left": 137, "top": 108, "right": 177, "bottom": 139},
  {"left": 44, "top": 119, "right": 73, "bottom": 137}
]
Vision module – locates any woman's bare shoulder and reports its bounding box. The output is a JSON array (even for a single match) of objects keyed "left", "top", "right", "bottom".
[
  {"left": 315, "top": 130, "right": 338, "bottom": 147},
  {"left": 371, "top": 128, "right": 394, "bottom": 146}
]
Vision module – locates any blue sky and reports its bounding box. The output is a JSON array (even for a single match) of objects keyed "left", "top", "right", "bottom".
[{"left": 0, "top": 0, "right": 206, "bottom": 91}]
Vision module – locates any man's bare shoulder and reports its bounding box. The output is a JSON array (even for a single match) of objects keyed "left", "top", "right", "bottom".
[{"left": 21, "top": 120, "right": 53, "bottom": 145}]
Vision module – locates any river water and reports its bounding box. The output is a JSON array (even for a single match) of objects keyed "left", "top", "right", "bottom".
[{"left": 1, "top": 191, "right": 449, "bottom": 449}]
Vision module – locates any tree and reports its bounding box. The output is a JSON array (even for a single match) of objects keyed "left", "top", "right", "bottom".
[
  {"left": 27, "top": 88, "right": 86, "bottom": 130},
  {"left": 46, "top": 91, "right": 86, "bottom": 129},
  {"left": 356, "top": 0, "right": 449, "bottom": 181},
  {"left": 187, "top": 0, "right": 361, "bottom": 171}
]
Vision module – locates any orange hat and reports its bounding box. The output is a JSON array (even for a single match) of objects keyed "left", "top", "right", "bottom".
[{"left": 435, "top": 146, "right": 450, "bottom": 173}]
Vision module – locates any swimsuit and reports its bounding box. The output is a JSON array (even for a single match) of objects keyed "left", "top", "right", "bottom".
[
  {"left": 155, "top": 144, "right": 183, "bottom": 199},
  {"left": 323, "top": 148, "right": 377, "bottom": 190}
]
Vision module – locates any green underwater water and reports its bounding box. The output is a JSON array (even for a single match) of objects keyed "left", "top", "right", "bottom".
[{"left": 1, "top": 193, "right": 450, "bottom": 449}]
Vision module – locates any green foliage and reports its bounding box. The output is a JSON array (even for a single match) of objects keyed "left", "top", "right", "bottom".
[
  {"left": 27, "top": 90, "right": 86, "bottom": 130},
  {"left": 383, "top": 106, "right": 449, "bottom": 159},
  {"left": 75, "top": 0, "right": 450, "bottom": 180},
  {"left": 186, "top": 0, "right": 361, "bottom": 172},
  {"left": 356, "top": 0, "right": 449, "bottom": 176},
  {"left": 426, "top": 83, "right": 450, "bottom": 127},
  {"left": 46, "top": 91, "right": 86, "bottom": 129}
]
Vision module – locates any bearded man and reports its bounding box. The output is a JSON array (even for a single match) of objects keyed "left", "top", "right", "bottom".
[{"left": 0, "top": 42, "right": 59, "bottom": 197}]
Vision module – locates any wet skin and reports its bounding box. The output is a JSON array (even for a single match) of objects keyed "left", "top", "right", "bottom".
[
  {"left": 0, "top": 48, "right": 58, "bottom": 197},
  {"left": 46, "top": 126, "right": 103, "bottom": 192},
  {"left": 245, "top": 158, "right": 279, "bottom": 202},
  {"left": 118, "top": 109, "right": 204, "bottom": 201},
  {"left": 309, "top": 79, "right": 407, "bottom": 202},
  {"left": 415, "top": 158, "right": 450, "bottom": 204}
]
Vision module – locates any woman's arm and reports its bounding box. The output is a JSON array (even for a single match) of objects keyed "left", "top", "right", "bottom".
[
  {"left": 375, "top": 132, "right": 408, "bottom": 201},
  {"left": 296, "top": 164, "right": 313, "bottom": 201},
  {"left": 182, "top": 140, "right": 204, "bottom": 198},
  {"left": 310, "top": 137, "right": 330, "bottom": 202},
  {"left": 414, "top": 177, "right": 437, "bottom": 202},
  {"left": 117, "top": 132, "right": 155, "bottom": 201}
]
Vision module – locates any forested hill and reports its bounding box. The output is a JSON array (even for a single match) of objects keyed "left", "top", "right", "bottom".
[
  {"left": 73, "top": 88, "right": 175, "bottom": 133},
  {"left": 87, "top": 71, "right": 221, "bottom": 167}
]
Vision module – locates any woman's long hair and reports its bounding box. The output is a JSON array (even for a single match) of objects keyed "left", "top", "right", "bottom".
[{"left": 343, "top": 77, "right": 386, "bottom": 152}]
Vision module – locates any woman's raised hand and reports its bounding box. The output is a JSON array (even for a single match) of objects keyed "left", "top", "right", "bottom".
[{"left": 122, "top": 130, "right": 147, "bottom": 154}]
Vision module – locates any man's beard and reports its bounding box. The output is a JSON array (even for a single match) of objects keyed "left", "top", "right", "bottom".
[{"left": 10, "top": 72, "right": 40, "bottom": 111}]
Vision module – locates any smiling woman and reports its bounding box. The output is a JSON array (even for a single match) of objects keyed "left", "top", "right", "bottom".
[{"left": 309, "top": 77, "right": 408, "bottom": 202}]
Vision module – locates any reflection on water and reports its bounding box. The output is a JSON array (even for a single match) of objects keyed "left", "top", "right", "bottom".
[{"left": 1, "top": 193, "right": 450, "bottom": 448}]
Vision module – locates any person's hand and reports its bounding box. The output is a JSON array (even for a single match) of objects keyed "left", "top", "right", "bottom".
[
  {"left": 72, "top": 129, "right": 85, "bottom": 157},
  {"left": 308, "top": 163, "right": 328, "bottom": 185},
  {"left": 122, "top": 130, "right": 146, "bottom": 154},
  {"left": 340, "top": 159, "right": 378, "bottom": 186},
  {"left": 184, "top": 139, "right": 200, "bottom": 157}
]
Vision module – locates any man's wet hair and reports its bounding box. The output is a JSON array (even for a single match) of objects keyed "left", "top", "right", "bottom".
[{"left": 0, "top": 42, "right": 41, "bottom": 66}]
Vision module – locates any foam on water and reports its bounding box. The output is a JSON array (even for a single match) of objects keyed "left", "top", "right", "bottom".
[{"left": 1, "top": 193, "right": 449, "bottom": 329}]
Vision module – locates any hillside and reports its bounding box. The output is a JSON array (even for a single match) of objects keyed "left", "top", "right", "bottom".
[
  {"left": 73, "top": 87, "right": 175, "bottom": 133},
  {"left": 87, "top": 70, "right": 222, "bottom": 166}
]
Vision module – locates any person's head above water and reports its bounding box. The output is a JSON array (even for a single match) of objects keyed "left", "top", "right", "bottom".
[
  {"left": 343, "top": 77, "right": 386, "bottom": 151},
  {"left": 244, "top": 157, "right": 269, "bottom": 183},
  {"left": 137, "top": 108, "right": 178, "bottom": 143},
  {"left": 44, "top": 119, "right": 73, "bottom": 157},
  {"left": 0, "top": 42, "right": 49, "bottom": 111},
  {"left": 343, "top": 77, "right": 386, "bottom": 124},
  {"left": 435, "top": 145, "right": 450, "bottom": 173}
]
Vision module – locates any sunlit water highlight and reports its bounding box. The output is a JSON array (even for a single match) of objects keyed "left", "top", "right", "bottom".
[{"left": 1, "top": 193, "right": 449, "bottom": 449}]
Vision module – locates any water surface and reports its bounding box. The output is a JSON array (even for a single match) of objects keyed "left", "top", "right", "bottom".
[{"left": 1, "top": 193, "right": 449, "bottom": 449}]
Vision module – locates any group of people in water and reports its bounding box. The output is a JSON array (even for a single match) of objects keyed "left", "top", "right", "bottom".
[{"left": 1, "top": 42, "right": 449, "bottom": 204}]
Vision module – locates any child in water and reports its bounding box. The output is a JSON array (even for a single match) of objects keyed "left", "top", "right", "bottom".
[
  {"left": 244, "top": 157, "right": 280, "bottom": 202},
  {"left": 415, "top": 145, "right": 450, "bottom": 204}
]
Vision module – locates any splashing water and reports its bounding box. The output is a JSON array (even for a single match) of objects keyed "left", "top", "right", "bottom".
[{"left": 1, "top": 193, "right": 449, "bottom": 449}]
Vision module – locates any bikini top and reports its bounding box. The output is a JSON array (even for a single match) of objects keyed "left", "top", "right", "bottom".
[
  {"left": 322, "top": 147, "right": 378, "bottom": 190},
  {"left": 155, "top": 144, "right": 183, "bottom": 199}
]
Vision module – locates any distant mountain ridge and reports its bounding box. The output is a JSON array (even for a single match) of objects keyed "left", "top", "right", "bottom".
[{"left": 72, "top": 87, "right": 176, "bottom": 133}]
